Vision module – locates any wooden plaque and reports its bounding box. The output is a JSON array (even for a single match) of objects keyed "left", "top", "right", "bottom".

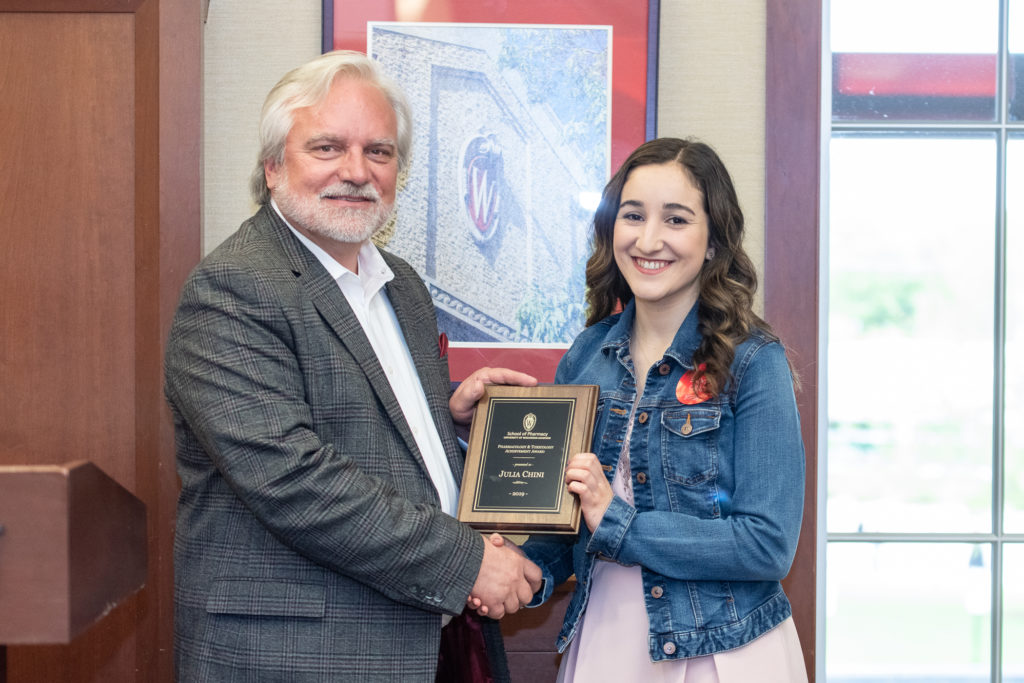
[{"left": 457, "top": 384, "right": 599, "bottom": 534}]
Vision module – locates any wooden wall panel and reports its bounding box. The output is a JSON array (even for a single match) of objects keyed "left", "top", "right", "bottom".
[
  {"left": 0, "top": 13, "right": 136, "bottom": 485},
  {"left": 0, "top": 1, "right": 200, "bottom": 681},
  {"left": 138, "top": 0, "right": 202, "bottom": 677},
  {"left": 766, "top": 0, "right": 822, "bottom": 680},
  {"left": 0, "top": 12, "right": 141, "bottom": 682}
]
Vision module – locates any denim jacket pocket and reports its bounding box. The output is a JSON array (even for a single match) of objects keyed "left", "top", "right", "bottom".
[{"left": 660, "top": 405, "right": 720, "bottom": 486}]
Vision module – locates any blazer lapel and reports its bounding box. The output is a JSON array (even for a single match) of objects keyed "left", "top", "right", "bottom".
[
  {"left": 385, "top": 272, "right": 466, "bottom": 483},
  {"left": 257, "top": 208, "right": 428, "bottom": 477}
]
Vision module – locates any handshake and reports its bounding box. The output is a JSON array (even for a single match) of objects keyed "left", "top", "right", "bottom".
[{"left": 466, "top": 533, "right": 542, "bottom": 619}]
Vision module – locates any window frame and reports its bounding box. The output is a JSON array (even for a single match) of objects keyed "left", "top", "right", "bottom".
[{"left": 802, "top": 1, "right": 1024, "bottom": 681}]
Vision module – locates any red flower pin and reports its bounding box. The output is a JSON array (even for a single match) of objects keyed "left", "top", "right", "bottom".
[{"left": 676, "top": 363, "right": 711, "bottom": 405}]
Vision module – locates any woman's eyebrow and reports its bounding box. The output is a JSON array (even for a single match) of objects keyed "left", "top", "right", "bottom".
[{"left": 663, "top": 202, "right": 697, "bottom": 216}]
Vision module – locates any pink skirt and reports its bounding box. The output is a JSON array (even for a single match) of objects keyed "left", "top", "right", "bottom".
[{"left": 557, "top": 561, "right": 807, "bottom": 683}]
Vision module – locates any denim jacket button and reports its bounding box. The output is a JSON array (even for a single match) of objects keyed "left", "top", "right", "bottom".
[
  {"left": 650, "top": 585, "right": 663, "bottom": 598},
  {"left": 636, "top": 472, "right": 647, "bottom": 484},
  {"left": 662, "top": 641, "right": 676, "bottom": 655},
  {"left": 638, "top": 412, "right": 649, "bottom": 424},
  {"left": 658, "top": 364, "right": 671, "bottom": 375}
]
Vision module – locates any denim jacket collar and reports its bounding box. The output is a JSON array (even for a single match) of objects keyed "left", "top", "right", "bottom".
[{"left": 600, "top": 298, "right": 703, "bottom": 372}]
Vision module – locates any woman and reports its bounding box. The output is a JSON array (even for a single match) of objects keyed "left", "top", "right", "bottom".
[{"left": 522, "top": 138, "right": 807, "bottom": 682}]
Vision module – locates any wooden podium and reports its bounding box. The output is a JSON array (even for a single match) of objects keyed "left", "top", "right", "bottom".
[{"left": 0, "top": 461, "right": 147, "bottom": 679}]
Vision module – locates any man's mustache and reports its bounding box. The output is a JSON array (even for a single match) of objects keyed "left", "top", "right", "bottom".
[{"left": 319, "top": 182, "right": 380, "bottom": 201}]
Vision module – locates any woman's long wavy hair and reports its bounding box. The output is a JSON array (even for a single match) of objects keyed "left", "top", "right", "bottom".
[{"left": 585, "top": 137, "right": 779, "bottom": 398}]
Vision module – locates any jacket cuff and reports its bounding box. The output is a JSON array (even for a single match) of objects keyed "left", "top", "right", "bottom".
[
  {"left": 585, "top": 495, "right": 634, "bottom": 560},
  {"left": 526, "top": 571, "right": 555, "bottom": 608},
  {"left": 432, "top": 525, "right": 486, "bottom": 615}
]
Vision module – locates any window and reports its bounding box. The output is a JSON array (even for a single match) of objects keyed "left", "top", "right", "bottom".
[{"left": 825, "top": 1, "right": 1024, "bottom": 680}]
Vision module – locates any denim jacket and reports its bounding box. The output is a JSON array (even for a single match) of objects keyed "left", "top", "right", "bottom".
[{"left": 523, "top": 300, "right": 805, "bottom": 661}]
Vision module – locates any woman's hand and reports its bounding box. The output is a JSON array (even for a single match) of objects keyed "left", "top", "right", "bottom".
[{"left": 565, "top": 453, "right": 614, "bottom": 533}]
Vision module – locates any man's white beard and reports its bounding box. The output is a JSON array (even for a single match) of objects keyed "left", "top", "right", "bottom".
[{"left": 273, "top": 175, "right": 393, "bottom": 244}]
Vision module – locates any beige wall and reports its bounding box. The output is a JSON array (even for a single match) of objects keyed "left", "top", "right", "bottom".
[
  {"left": 656, "top": 1, "right": 767, "bottom": 289},
  {"left": 203, "top": 1, "right": 320, "bottom": 253},
  {"left": 202, "top": 0, "right": 766, "bottom": 301}
]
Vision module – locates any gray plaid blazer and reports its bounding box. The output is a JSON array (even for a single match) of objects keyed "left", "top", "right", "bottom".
[{"left": 165, "top": 205, "right": 498, "bottom": 681}]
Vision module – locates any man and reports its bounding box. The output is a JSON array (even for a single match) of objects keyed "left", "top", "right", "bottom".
[{"left": 165, "top": 50, "right": 540, "bottom": 681}]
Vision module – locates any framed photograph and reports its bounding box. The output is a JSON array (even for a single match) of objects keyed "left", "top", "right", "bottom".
[{"left": 323, "top": 1, "right": 659, "bottom": 381}]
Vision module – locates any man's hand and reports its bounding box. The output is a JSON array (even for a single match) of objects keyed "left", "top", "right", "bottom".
[
  {"left": 467, "top": 533, "right": 542, "bottom": 619},
  {"left": 450, "top": 367, "right": 537, "bottom": 425}
]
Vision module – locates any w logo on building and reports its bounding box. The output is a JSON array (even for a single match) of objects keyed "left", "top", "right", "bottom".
[{"left": 460, "top": 134, "right": 504, "bottom": 241}]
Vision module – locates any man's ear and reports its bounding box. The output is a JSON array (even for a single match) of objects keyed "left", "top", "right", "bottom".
[{"left": 264, "top": 158, "right": 281, "bottom": 192}]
